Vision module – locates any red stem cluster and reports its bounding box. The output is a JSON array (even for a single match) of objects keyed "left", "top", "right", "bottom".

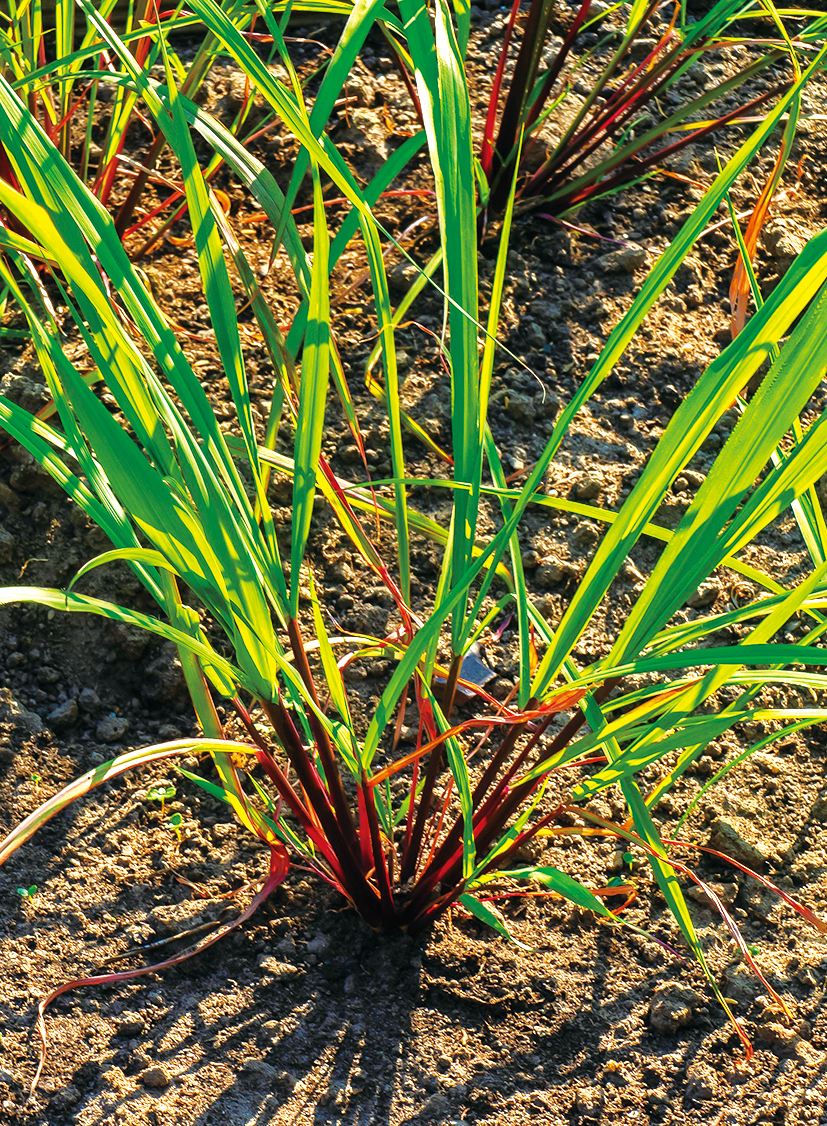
[{"left": 241, "top": 606, "right": 620, "bottom": 931}]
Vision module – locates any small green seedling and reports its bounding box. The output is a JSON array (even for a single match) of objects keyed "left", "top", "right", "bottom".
[
  {"left": 17, "top": 885, "right": 37, "bottom": 899},
  {"left": 167, "top": 812, "right": 184, "bottom": 843},
  {"left": 747, "top": 943, "right": 761, "bottom": 957},
  {"left": 30, "top": 773, "right": 41, "bottom": 788},
  {"left": 144, "top": 783, "right": 176, "bottom": 815}
]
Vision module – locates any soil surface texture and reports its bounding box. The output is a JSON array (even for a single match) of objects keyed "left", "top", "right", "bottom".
[{"left": 1, "top": 6, "right": 827, "bottom": 1126}]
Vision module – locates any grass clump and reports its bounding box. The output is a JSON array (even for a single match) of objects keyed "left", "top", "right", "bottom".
[
  {"left": 473, "top": 0, "right": 827, "bottom": 220},
  {"left": 0, "top": 0, "right": 826, "bottom": 1085}
]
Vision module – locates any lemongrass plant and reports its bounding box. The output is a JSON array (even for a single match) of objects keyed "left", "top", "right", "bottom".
[
  {"left": 470, "top": 0, "right": 827, "bottom": 220},
  {"left": 1, "top": 0, "right": 827, "bottom": 1083},
  {"left": 0, "top": 0, "right": 340, "bottom": 248}
]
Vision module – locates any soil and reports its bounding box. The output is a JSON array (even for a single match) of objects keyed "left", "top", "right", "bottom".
[{"left": 2, "top": 5, "right": 827, "bottom": 1125}]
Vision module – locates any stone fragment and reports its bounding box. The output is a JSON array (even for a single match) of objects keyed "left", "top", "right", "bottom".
[
  {"left": 522, "top": 320, "right": 546, "bottom": 350},
  {"left": 8, "top": 449, "right": 57, "bottom": 494},
  {"left": 241, "top": 1058, "right": 278, "bottom": 1081},
  {"left": 504, "top": 391, "right": 536, "bottom": 422},
  {"left": 47, "top": 698, "right": 78, "bottom": 730},
  {"left": 708, "top": 818, "right": 764, "bottom": 868},
  {"left": 752, "top": 752, "right": 783, "bottom": 775},
  {"left": 572, "top": 523, "right": 599, "bottom": 552},
  {"left": 722, "top": 963, "right": 759, "bottom": 1006},
  {"left": 116, "top": 1012, "right": 146, "bottom": 1037},
  {"left": 110, "top": 623, "right": 150, "bottom": 660},
  {"left": 598, "top": 244, "right": 647, "bottom": 273},
  {"left": 684, "top": 1061, "right": 718, "bottom": 1102},
  {"left": 648, "top": 983, "right": 704, "bottom": 1033},
  {"left": 139, "top": 1065, "right": 170, "bottom": 1089},
  {"left": 0, "top": 524, "right": 15, "bottom": 563},
  {"left": 306, "top": 933, "right": 330, "bottom": 955},
  {"left": 527, "top": 299, "right": 562, "bottom": 324},
  {"left": 0, "top": 687, "right": 44, "bottom": 734},
  {"left": 756, "top": 1021, "right": 799, "bottom": 1048},
  {"left": 573, "top": 476, "right": 602, "bottom": 501},
  {"left": 687, "top": 581, "right": 719, "bottom": 608},
  {"left": 686, "top": 880, "right": 738, "bottom": 909},
  {"left": 764, "top": 221, "right": 808, "bottom": 261},
  {"left": 389, "top": 260, "right": 419, "bottom": 294},
  {"left": 537, "top": 557, "right": 570, "bottom": 586},
  {"left": 78, "top": 687, "right": 101, "bottom": 712},
  {"left": 49, "top": 1084, "right": 82, "bottom": 1111},
  {"left": 96, "top": 715, "right": 130, "bottom": 743},
  {"left": 424, "top": 1094, "right": 451, "bottom": 1118},
  {"left": 216, "top": 72, "right": 255, "bottom": 114},
  {"left": 275, "top": 935, "right": 296, "bottom": 956},
  {"left": 573, "top": 1085, "right": 604, "bottom": 1116}
]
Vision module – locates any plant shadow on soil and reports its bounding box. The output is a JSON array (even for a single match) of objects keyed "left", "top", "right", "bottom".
[
  {"left": 0, "top": 744, "right": 735, "bottom": 1126},
  {"left": 5, "top": 750, "right": 827, "bottom": 1126}
]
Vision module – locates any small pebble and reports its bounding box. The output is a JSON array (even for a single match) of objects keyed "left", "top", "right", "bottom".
[
  {"left": 47, "top": 698, "right": 78, "bottom": 730},
  {"left": 306, "top": 933, "right": 330, "bottom": 955},
  {"left": 139, "top": 1065, "right": 170, "bottom": 1089},
  {"left": 573, "top": 476, "right": 602, "bottom": 501},
  {"left": 78, "top": 687, "right": 101, "bottom": 712},
  {"left": 241, "top": 1058, "right": 278, "bottom": 1080},
  {"left": 648, "top": 983, "right": 704, "bottom": 1033},
  {"left": 685, "top": 1061, "right": 718, "bottom": 1102},
  {"left": 116, "top": 1013, "right": 146, "bottom": 1037},
  {"left": 96, "top": 715, "right": 130, "bottom": 743},
  {"left": 687, "top": 581, "right": 719, "bottom": 608},
  {"left": 598, "top": 244, "right": 647, "bottom": 273},
  {"left": 708, "top": 818, "right": 765, "bottom": 868}
]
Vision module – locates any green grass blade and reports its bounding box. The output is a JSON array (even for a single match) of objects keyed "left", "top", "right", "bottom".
[
  {"left": 0, "top": 587, "right": 243, "bottom": 688},
  {"left": 0, "top": 738, "right": 259, "bottom": 866},
  {"left": 531, "top": 220, "right": 827, "bottom": 698},
  {"left": 400, "top": 0, "right": 479, "bottom": 647},
  {"left": 290, "top": 170, "right": 331, "bottom": 618}
]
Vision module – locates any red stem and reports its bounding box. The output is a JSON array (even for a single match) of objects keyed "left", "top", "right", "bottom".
[
  {"left": 286, "top": 616, "right": 359, "bottom": 850},
  {"left": 520, "top": 0, "right": 668, "bottom": 192},
  {"left": 260, "top": 698, "right": 381, "bottom": 925},
  {"left": 489, "top": 0, "right": 574, "bottom": 201},
  {"left": 543, "top": 84, "right": 782, "bottom": 213},
  {"left": 410, "top": 804, "right": 567, "bottom": 931},
  {"left": 480, "top": 0, "right": 523, "bottom": 179},
  {"left": 400, "top": 680, "right": 619, "bottom": 926},
  {"left": 359, "top": 773, "right": 396, "bottom": 925}
]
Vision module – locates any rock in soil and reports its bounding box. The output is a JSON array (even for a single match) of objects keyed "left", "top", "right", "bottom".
[
  {"left": 684, "top": 1060, "right": 718, "bottom": 1103},
  {"left": 597, "top": 243, "right": 647, "bottom": 272},
  {"left": 115, "top": 1012, "right": 147, "bottom": 1037},
  {"left": 0, "top": 687, "right": 44, "bottom": 735},
  {"left": 708, "top": 817, "right": 765, "bottom": 868},
  {"left": 96, "top": 714, "right": 130, "bottom": 743},
  {"left": 139, "top": 1065, "right": 171, "bottom": 1089},
  {"left": 649, "top": 983, "right": 705, "bottom": 1033},
  {"left": 46, "top": 697, "right": 78, "bottom": 730}
]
